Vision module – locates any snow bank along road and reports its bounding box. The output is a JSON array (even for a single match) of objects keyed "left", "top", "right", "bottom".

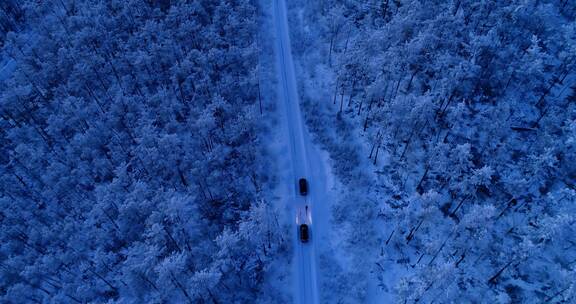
[{"left": 272, "top": 0, "right": 330, "bottom": 303}]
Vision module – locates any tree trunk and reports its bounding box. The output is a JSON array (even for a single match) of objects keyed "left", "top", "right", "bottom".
[{"left": 487, "top": 260, "right": 515, "bottom": 285}]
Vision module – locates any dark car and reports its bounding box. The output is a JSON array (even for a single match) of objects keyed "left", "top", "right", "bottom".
[
  {"left": 299, "top": 178, "right": 308, "bottom": 195},
  {"left": 299, "top": 224, "right": 309, "bottom": 243}
]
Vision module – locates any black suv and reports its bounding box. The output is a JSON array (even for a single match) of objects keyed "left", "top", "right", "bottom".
[
  {"left": 299, "top": 224, "right": 309, "bottom": 243},
  {"left": 298, "top": 178, "right": 308, "bottom": 195}
]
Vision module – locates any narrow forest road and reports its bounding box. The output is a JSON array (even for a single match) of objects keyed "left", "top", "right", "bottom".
[{"left": 271, "top": 0, "right": 330, "bottom": 303}]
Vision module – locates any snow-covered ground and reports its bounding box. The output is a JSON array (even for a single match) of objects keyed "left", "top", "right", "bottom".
[
  {"left": 270, "top": 0, "right": 335, "bottom": 303},
  {"left": 281, "top": 2, "right": 394, "bottom": 303}
]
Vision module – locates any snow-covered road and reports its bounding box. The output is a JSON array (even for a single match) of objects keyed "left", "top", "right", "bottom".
[{"left": 272, "top": 0, "right": 330, "bottom": 303}]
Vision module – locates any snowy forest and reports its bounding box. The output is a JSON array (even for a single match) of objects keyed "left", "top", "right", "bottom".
[
  {"left": 1, "top": 0, "right": 576, "bottom": 303},
  {"left": 1, "top": 0, "right": 287, "bottom": 303}
]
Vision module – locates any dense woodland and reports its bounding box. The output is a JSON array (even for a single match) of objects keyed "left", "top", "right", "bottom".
[
  {"left": 2, "top": 0, "right": 576, "bottom": 303},
  {"left": 291, "top": 0, "right": 576, "bottom": 302},
  {"left": 0, "top": 1, "right": 285, "bottom": 303}
]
